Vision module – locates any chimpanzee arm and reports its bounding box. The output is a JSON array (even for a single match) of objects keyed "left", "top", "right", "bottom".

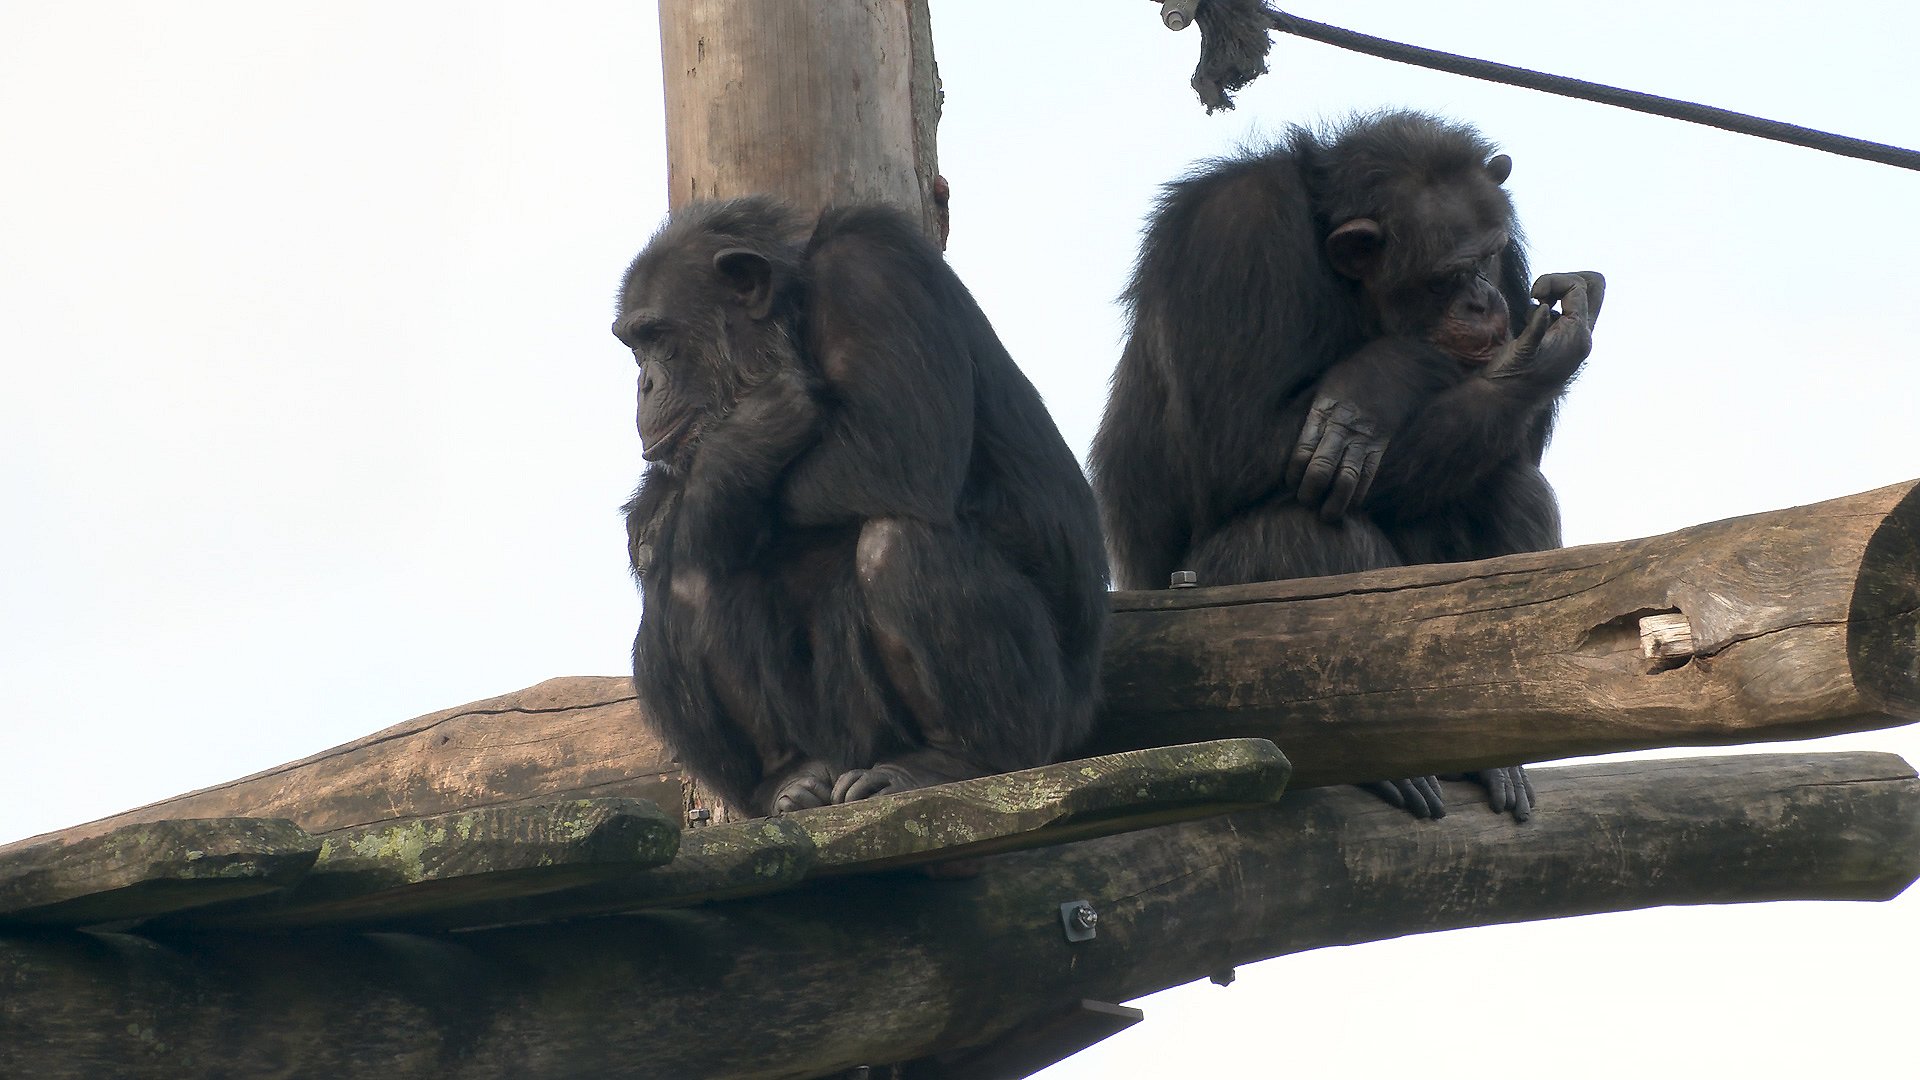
[
  {"left": 1366, "top": 273, "right": 1599, "bottom": 522},
  {"left": 671, "top": 369, "right": 823, "bottom": 567},
  {"left": 779, "top": 210, "right": 974, "bottom": 528},
  {"left": 1285, "top": 337, "right": 1458, "bottom": 521},
  {"left": 1122, "top": 160, "right": 1362, "bottom": 526},
  {"left": 622, "top": 471, "right": 683, "bottom": 580}
]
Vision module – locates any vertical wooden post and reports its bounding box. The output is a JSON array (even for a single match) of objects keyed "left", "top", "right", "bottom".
[{"left": 657, "top": 0, "right": 943, "bottom": 241}]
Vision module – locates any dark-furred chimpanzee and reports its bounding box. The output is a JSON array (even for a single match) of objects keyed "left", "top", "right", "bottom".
[
  {"left": 616, "top": 197, "right": 1109, "bottom": 818},
  {"left": 1090, "top": 111, "right": 1604, "bottom": 822}
]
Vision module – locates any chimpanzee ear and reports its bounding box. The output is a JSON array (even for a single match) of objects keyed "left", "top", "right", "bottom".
[
  {"left": 1325, "top": 218, "right": 1384, "bottom": 280},
  {"left": 713, "top": 247, "right": 778, "bottom": 320},
  {"left": 1486, "top": 154, "right": 1513, "bottom": 185}
]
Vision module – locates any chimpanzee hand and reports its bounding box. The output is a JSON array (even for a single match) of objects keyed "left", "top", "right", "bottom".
[
  {"left": 1287, "top": 396, "right": 1389, "bottom": 523},
  {"left": 723, "top": 369, "right": 822, "bottom": 456},
  {"left": 1360, "top": 775, "right": 1447, "bottom": 819},
  {"left": 1489, "top": 271, "right": 1605, "bottom": 389},
  {"left": 1443, "top": 766, "right": 1536, "bottom": 821},
  {"left": 690, "top": 368, "right": 823, "bottom": 491}
]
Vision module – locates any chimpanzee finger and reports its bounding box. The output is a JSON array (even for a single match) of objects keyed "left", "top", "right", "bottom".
[
  {"left": 1297, "top": 424, "right": 1351, "bottom": 508},
  {"left": 1348, "top": 445, "right": 1384, "bottom": 511},
  {"left": 1529, "top": 273, "right": 1595, "bottom": 328},
  {"left": 1514, "top": 297, "right": 1555, "bottom": 351},
  {"left": 1287, "top": 396, "right": 1337, "bottom": 490},
  {"left": 1481, "top": 768, "right": 1512, "bottom": 813},
  {"left": 1413, "top": 775, "right": 1446, "bottom": 819},
  {"left": 1509, "top": 772, "right": 1532, "bottom": 822},
  {"left": 1573, "top": 271, "right": 1605, "bottom": 327},
  {"left": 1361, "top": 779, "right": 1408, "bottom": 809},
  {"left": 1318, "top": 438, "right": 1374, "bottom": 522},
  {"left": 773, "top": 775, "right": 833, "bottom": 815},
  {"left": 831, "top": 768, "right": 874, "bottom": 804}
]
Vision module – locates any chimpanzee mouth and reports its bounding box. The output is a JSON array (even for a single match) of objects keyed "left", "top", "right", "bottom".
[{"left": 641, "top": 419, "right": 699, "bottom": 462}]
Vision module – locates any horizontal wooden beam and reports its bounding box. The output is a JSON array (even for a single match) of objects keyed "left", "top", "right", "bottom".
[
  {"left": 176, "top": 734, "right": 1290, "bottom": 930},
  {"left": 1092, "top": 477, "right": 1920, "bottom": 783},
  {"left": 3, "top": 752, "right": 1914, "bottom": 1080},
  {"left": 6, "top": 477, "right": 1917, "bottom": 849}
]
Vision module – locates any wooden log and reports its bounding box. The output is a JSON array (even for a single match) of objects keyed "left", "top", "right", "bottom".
[
  {"left": 0, "top": 819, "right": 316, "bottom": 926},
  {"left": 658, "top": 0, "right": 944, "bottom": 238},
  {"left": 312, "top": 739, "right": 1291, "bottom": 931},
  {"left": 2, "top": 753, "right": 1912, "bottom": 1080},
  {"left": 1092, "top": 476, "right": 1920, "bottom": 783},
  {"left": 10, "top": 478, "right": 1916, "bottom": 851}
]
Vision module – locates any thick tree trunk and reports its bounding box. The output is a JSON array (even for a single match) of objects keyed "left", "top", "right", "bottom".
[
  {"left": 8, "top": 478, "right": 1916, "bottom": 850},
  {"left": 658, "top": 0, "right": 943, "bottom": 238},
  {"left": 3, "top": 753, "right": 1914, "bottom": 1080}
]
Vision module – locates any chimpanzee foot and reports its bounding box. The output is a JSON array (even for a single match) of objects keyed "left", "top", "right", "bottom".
[
  {"left": 1359, "top": 776, "right": 1447, "bottom": 819},
  {"left": 832, "top": 750, "right": 986, "bottom": 804},
  {"left": 767, "top": 760, "right": 836, "bottom": 815},
  {"left": 1444, "top": 766, "right": 1535, "bottom": 821},
  {"left": 831, "top": 762, "right": 938, "bottom": 803}
]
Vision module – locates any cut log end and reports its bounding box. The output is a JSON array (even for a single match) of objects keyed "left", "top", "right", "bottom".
[{"left": 1849, "top": 479, "right": 1920, "bottom": 720}]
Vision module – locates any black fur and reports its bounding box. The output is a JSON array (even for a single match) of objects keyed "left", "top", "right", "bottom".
[{"left": 618, "top": 198, "right": 1108, "bottom": 817}]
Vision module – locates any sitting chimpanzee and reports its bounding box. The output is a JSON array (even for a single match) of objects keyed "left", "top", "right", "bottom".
[
  {"left": 617, "top": 197, "right": 1109, "bottom": 818},
  {"left": 1091, "top": 111, "right": 1604, "bottom": 821}
]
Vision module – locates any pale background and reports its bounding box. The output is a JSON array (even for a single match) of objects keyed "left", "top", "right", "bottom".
[{"left": 3, "top": 2, "right": 1916, "bottom": 1076}]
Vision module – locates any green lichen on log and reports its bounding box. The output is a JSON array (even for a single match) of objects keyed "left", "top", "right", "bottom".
[
  {"left": 792, "top": 738, "right": 1292, "bottom": 871},
  {"left": 0, "top": 818, "right": 318, "bottom": 926},
  {"left": 181, "top": 797, "right": 679, "bottom": 930}
]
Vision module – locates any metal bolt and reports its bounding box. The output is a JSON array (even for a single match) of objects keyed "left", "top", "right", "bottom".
[
  {"left": 1161, "top": 1, "right": 1199, "bottom": 32},
  {"left": 687, "top": 807, "right": 713, "bottom": 826},
  {"left": 1170, "top": 570, "right": 1198, "bottom": 588},
  {"left": 1210, "top": 967, "right": 1237, "bottom": 987},
  {"left": 1060, "top": 899, "right": 1100, "bottom": 941}
]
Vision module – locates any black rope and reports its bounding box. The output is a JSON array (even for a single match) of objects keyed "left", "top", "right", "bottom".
[{"left": 1187, "top": 1, "right": 1920, "bottom": 173}]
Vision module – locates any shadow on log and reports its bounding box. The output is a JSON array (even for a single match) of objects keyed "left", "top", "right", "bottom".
[
  {"left": 2, "top": 752, "right": 1913, "bottom": 1080},
  {"left": 8, "top": 478, "right": 1916, "bottom": 849}
]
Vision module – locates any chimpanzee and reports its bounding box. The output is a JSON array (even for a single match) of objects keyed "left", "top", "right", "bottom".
[
  {"left": 616, "top": 197, "right": 1109, "bottom": 818},
  {"left": 1090, "top": 111, "right": 1604, "bottom": 821}
]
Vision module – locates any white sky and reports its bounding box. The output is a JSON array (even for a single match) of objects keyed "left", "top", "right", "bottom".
[{"left": 3, "top": 2, "right": 1917, "bottom": 1076}]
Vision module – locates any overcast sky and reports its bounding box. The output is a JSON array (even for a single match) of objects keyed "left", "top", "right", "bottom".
[{"left": 3, "top": 2, "right": 1917, "bottom": 1076}]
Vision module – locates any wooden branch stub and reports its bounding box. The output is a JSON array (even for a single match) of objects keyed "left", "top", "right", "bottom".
[
  {"left": 0, "top": 818, "right": 317, "bottom": 927},
  {"left": 1639, "top": 611, "right": 1696, "bottom": 667},
  {"left": 181, "top": 797, "right": 678, "bottom": 931}
]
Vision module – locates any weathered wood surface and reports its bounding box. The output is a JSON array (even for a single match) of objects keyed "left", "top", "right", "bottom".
[
  {"left": 0, "top": 818, "right": 316, "bottom": 926},
  {"left": 0, "top": 679, "right": 686, "bottom": 854},
  {"left": 11, "top": 478, "right": 1915, "bottom": 853},
  {"left": 175, "top": 797, "right": 679, "bottom": 931},
  {"left": 659, "top": 0, "right": 944, "bottom": 238},
  {"left": 3, "top": 753, "right": 1913, "bottom": 1080},
  {"left": 341, "top": 739, "right": 1291, "bottom": 931}
]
